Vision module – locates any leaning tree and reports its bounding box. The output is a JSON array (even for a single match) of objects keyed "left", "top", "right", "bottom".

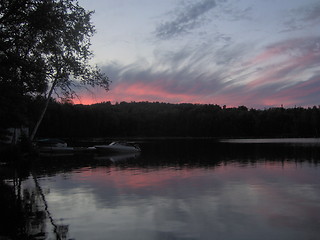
[{"left": 0, "top": 0, "right": 110, "bottom": 140}]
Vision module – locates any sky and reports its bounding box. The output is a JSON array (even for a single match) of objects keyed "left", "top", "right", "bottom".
[{"left": 74, "top": 0, "right": 320, "bottom": 108}]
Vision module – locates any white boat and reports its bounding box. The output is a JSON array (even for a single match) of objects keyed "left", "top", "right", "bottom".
[{"left": 94, "top": 141, "right": 141, "bottom": 153}]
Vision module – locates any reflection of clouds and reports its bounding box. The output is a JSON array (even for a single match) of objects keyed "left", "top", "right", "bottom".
[
  {"left": 35, "top": 161, "right": 320, "bottom": 239},
  {"left": 266, "top": 185, "right": 320, "bottom": 233},
  {"left": 288, "top": 184, "right": 320, "bottom": 201}
]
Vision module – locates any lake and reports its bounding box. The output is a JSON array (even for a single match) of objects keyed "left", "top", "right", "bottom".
[{"left": 1, "top": 139, "right": 320, "bottom": 240}]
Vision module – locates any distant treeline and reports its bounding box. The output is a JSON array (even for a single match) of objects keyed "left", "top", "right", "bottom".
[{"left": 33, "top": 101, "right": 320, "bottom": 138}]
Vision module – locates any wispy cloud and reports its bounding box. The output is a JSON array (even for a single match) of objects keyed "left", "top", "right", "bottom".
[
  {"left": 75, "top": 0, "right": 320, "bottom": 108},
  {"left": 282, "top": 2, "right": 320, "bottom": 32},
  {"left": 218, "top": 1, "right": 252, "bottom": 22},
  {"left": 82, "top": 35, "right": 320, "bottom": 108},
  {"left": 154, "top": 0, "right": 217, "bottom": 40}
]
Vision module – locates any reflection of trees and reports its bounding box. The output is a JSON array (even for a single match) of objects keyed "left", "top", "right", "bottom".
[
  {"left": 0, "top": 154, "right": 114, "bottom": 239},
  {"left": 134, "top": 139, "right": 320, "bottom": 168},
  {"left": 0, "top": 172, "right": 46, "bottom": 239},
  {"left": 0, "top": 169, "right": 69, "bottom": 240},
  {"left": 22, "top": 184, "right": 47, "bottom": 239},
  {"left": 32, "top": 174, "right": 69, "bottom": 240}
]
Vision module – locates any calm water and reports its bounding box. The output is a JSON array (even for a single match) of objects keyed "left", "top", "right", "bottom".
[{"left": 3, "top": 139, "right": 320, "bottom": 240}]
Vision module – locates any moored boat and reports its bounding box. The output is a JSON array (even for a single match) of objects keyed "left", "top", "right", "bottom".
[
  {"left": 36, "top": 138, "right": 74, "bottom": 153},
  {"left": 94, "top": 141, "right": 141, "bottom": 153}
]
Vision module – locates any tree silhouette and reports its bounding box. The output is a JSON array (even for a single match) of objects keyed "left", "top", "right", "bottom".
[{"left": 0, "top": 0, "right": 110, "bottom": 140}]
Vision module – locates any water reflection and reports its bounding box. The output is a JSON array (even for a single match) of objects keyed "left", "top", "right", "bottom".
[
  {"left": 221, "top": 138, "right": 320, "bottom": 144},
  {"left": 94, "top": 152, "right": 140, "bottom": 162},
  {"left": 0, "top": 170, "right": 69, "bottom": 239},
  {"left": 1, "top": 139, "right": 320, "bottom": 240},
  {"left": 33, "top": 161, "right": 320, "bottom": 240}
]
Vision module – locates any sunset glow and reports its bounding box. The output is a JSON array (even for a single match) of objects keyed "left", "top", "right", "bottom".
[{"left": 74, "top": 0, "right": 320, "bottom": 108}]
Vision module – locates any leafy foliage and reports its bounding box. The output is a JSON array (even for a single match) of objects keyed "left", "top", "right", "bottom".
[{"left": 0, "top": 0, "right": 109, "bottom": 99}]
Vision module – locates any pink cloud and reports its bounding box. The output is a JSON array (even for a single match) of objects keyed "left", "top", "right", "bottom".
[
  {"left": 265, "top": 76, "right": 320, "bottom": 106},
  {"left": 247, "top": 46, "right": 320, "bottom": 89},
  {"left": 244, "top": 38, "right": 304, "bottom": 67},
  {"left": 74, "top": 80, "right": 205, "bottom": 105},
  {"left": 71, "top": 37, "right": 320, "bottom": 108}
]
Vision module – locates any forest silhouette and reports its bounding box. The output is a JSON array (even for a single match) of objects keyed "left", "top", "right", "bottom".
[{"left": 30, "top": 100, "right": 320, "bottom": 138}]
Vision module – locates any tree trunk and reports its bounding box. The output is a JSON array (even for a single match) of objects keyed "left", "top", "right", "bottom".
[{"left": 30, "top": 79, "right": 57, "bottom": 141}]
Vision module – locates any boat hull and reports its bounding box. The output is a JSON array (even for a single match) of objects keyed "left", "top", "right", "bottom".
[{"left": 94, "top": 145, "right": 140, "bottom": 153}]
